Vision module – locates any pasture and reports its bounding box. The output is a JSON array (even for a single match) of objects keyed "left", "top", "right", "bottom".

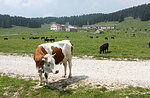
[
  {"left": 0, "top": 18, "right": 150, "bottom": 60},
  {"left": 1, "top": 74, "right": 150, "bottom": 97},
  {"left": 0, "top": 18, "right": 150, "bottom": 97}
]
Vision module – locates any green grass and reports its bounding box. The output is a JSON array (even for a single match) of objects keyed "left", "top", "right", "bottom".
[
  {"left": 1, "top": 75, "right": 150, "bottom": 97},
  {"left": 0, "top": 18, "right": 150, "bottom": 60}
]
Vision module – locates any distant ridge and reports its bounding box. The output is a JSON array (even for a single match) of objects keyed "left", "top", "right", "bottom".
[{"left": 0, "top": 3, "right": 150, "bottom": 28}]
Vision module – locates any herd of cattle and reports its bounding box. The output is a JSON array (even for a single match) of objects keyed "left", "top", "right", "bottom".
[{"left": 2, "top": 36, "right": 150, "bottom": 86}]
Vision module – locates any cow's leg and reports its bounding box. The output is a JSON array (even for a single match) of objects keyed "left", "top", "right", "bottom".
[
  {"left": 62, "top": 62, "right": 67, "bottom": 78},
  {"left": 68, "top": 59, "right": 72, "bottom": 78},
  {"left": 38, "top": 69, "right": 43, "bottom": 86},
  {"left": 103, "top": 50, "right": 104, "bottom": 54},
  {"left": 44, "top": 72, "right": 49, "bottom": 85}
]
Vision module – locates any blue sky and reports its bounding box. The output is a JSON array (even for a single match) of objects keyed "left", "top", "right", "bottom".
[{"left": 0, "top": 0, "right": 149, "bottom": 18}]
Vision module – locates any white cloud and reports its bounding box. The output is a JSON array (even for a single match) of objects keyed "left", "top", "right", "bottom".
[
  {"left": 43, "top": 12, "right": 54, "bottom": 17},
  {"left": 21, "top": 0, "right": 54, "bottom": 7},
  {"left": 118, "top": 0, "right": 150, "bottom": 7},
  {"left": 1, "top": 0, "right": 54, "bottom": 7},
  {"left": 2, "top": 0, "right": 22, "bottom": 7},
  {"left": 0, "top": 0, "right": 149, "bottom": 17}
]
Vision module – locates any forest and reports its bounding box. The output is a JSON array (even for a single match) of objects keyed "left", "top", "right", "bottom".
[{"left": 0, "top": 3, "right": 150, "bottom": 28}]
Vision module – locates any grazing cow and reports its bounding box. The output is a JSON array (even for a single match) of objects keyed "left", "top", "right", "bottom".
[
  {"left": 22, "top": 37, "right": 25, "bottom": 40},
  {"left": 149, "top": 42, "right": 150, "bottom": 48},
  {"left": 41, "top": 37, "right": 45, "bottom": 39},
  {"left": 44, "top": 38, "right": 55, "bottom": 42},
  {"left": 96, "top": 36, "right": 99, "bottom": 38},
  {"left": 65, "top": 36, "right": 69, "bottom": 39},
  {"left": 105, "top": 37, "right": 108, "bottom": 40},
  {"left": 4, "top": 38, "right": 8, "bottom": 40},
  {"left": 34, "top": 40, "right": 73, "bottom": 86},
  {"left": 100, "top": 43, "right": 109, "bottom": 54},
  {"left": 90, "top": 36, "right": 93, "bottom": 38},
  {"left": 111, "top": 37, "right": 115, "bottom": 39},
  {"left": 29, "top": 37, "right": 40, "bottom": 39}
]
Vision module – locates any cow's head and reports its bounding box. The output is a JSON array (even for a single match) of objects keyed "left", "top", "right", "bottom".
[{"left": 42, "top": 54, "right": 58, "bottom": 73}]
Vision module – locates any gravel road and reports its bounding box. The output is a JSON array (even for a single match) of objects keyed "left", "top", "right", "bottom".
[{"left": 0, "top": 54, "right": 150, "bottom": 90}]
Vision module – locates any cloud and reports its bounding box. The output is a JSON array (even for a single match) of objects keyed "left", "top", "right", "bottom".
[
  {"left": 0, "top": 0, "right": 56, "bottom": 17},
  {"left": 43, "top": 12, "right": 54, "bottom": 17},
  {"left": 2, "top": 0, "right": 21, "bottom": 7},
  {"left": 1, "top": 0, "right": 54, "bottom": 7},
  {"left": 21, "top": 0, "right": 55, "bottom": 7},
  {"left": 0, "top": 0, "right": 149, "bottom": 17}
]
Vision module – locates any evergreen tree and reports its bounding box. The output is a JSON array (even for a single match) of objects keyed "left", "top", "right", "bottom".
[{"left": 118, "top": 14, "right": 124, "bottom": 22}]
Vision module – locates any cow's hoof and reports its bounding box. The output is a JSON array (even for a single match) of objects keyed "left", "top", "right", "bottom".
[
  {"left": 39, "top": 83, "right": 43, "bottom": 86},
  {"left": 68, "top": 75, "right": 72, "bottom": 79},
  {"left": 55, "top": 70, "right": 59, "bottom": 74},
  {"left": 62, "top": 75, "right": 66, "bottom": 78}
]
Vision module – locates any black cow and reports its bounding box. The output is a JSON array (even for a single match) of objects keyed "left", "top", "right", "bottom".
[
  {"left": 4, "top": 38, "right": 8, "bottom": 40},
  {"left": 65, "top": 36, "right": 69, "bottom": 39},
  {"left": 149, "top": 42, "right": 150, "bottom": 48},
  {"left": 111, "top": 37, "right": 115, "bottom": 39},
  {"left": 44, "top": 38, "right": 55, "bottom": 42},
  {"left": 41, "top": 37, "right": 45, "bottom": 39},
  {"left": 29, "top": 37, "right": 40, "bottom": 39},
  {"left": 105, "top": 37, "right": 108, "bottom": 40},
  {"left": 90, "top": 36, "right": 93, "bottom": 38},
  {"left": 100, "top": 43, "right": 109, "bottom": 54},
  {"left": 96, "top": 36, "right": 99, "bottom": 38}
]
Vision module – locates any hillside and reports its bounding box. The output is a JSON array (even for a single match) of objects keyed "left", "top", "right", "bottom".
[
  {"left": 0, "top": 3, "right": 150, "bottom": 28},
  {"left": 36, "top": 3, "right": 150, "bottom": 26}
]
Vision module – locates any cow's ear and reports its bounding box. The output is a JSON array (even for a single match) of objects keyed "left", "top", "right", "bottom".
[{"left": 52, "top": 53, "right": 56, "bottom": 57}]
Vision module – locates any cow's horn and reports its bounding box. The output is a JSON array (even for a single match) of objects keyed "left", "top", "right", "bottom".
[{"left": 40, "top": 55, "right": 45, "bottom": 61}]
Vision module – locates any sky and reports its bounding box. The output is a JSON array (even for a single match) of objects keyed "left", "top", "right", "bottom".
[{"left": 0, "top": 0, "right": 149, "bottom": 18}]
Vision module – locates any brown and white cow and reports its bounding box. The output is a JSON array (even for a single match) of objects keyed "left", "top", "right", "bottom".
[{"left": 34, "top": 40, "right": 73, "bottom": 86}]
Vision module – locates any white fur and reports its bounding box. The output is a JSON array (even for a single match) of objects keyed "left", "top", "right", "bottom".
[{"left": 38, "top": 40, "right": 73, "bottom": 85}]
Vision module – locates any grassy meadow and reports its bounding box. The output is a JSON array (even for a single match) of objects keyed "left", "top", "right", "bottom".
[
  {"left": 0, "top": 18, "right": 150, "bottom": 60},
  {"left": 0, "top": 18, "right": 150, "bottom": 97},
  {"left": 1, "top": 75, "right": 150, "bottom": 97}
]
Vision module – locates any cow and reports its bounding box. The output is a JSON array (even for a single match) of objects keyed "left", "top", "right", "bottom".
[
  {"left": 105, "top": 37, "right": 108, "bottom": 40},
  {"left": 41, "top": 37, "right": 45, "bottom": 39},
  {"left": 90, "top": 36, "right": 93, "bottom": 38},
  {"left": 44, "top": 38, "right": 55, "bottom": 42},
  {"left": 111, "top": 37, "right": 115, "bottom": 39},
  {"left": 34, "top": 40, "right": 73, "bottom": 86},
  {"left": 4, "top": 38, "right": 8, "bottom": 40},
  {"left": 149, "top": 42, "right": 150, "bottom": 48},
  {"left": 100, "top": 43, "right": 109, "bottom": 54}
]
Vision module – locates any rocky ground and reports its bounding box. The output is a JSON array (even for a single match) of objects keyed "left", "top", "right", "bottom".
[{"left": 0, "top": 54, "right": 150, "bottom": 90}]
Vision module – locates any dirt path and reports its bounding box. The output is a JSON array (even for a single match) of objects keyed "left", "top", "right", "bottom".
[{"left": 0, "top": 55, "right": 150, "bottom": 90}]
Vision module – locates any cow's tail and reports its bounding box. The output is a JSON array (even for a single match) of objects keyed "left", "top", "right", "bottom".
[{"left": 70, "top": 40, "right": 73, "bottom": 55}]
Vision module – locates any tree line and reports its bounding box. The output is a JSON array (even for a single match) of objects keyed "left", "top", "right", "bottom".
[
  {"left": 0, "top": 15, "right": 41, "bottom": 28},
  {"left": 0, "top": 3, "right": 150, "bottom": 28}
]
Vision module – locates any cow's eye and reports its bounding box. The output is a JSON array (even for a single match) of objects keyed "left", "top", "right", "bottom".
[{"left": 48, "top": 65, "right": 50, "bottom": 67}]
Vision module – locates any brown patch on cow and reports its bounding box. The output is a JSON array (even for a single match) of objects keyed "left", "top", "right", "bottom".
[
  {"left": 51, "top": 46, "right": 64, "bottom": 64},
  {"left": 34, "top": 46, "right": 47, "bottom": 68}
]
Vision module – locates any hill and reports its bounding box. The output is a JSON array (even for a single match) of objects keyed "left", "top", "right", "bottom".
[
  {"left": 36, "top": 3, "right": 150, "bottom": 26},
  {"left": 0, "top": 18, "right": 150, "bottom": 59},
  {"left": 0, "top": 3, "right": 150, "bottom": 28}
]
